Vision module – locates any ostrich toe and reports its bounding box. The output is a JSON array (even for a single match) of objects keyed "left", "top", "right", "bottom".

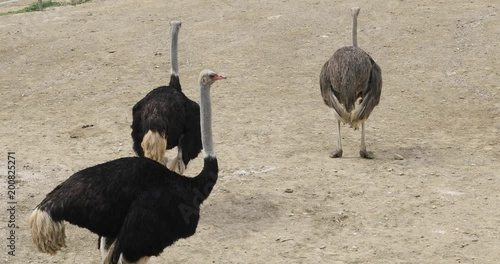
[
  {"left": 360, "top": 150, "right": 374, "bottom": 159},
  {"left": 329, "top": 149, "right": 343, "bottom": 158}
]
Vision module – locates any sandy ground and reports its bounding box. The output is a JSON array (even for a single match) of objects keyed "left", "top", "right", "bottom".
[{"left": 1, "top": 0, "right": 499, "bottom": 263}]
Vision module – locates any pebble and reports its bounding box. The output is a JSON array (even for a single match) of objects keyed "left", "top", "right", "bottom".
[
  {"left": 394, "top": 154, "right": 405, "bottom": 160},
  {"left": 284, "top": 188, "right": 293, "bottom": 193}
]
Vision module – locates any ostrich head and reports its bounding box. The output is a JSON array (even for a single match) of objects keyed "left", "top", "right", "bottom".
[
  {"left": 170, "top": 20, "right": 182, "bottom": 28},
  {"left": 351, "top": 7, "right": 360, "bottom": 17},
  {"left": 199, "top": 69, "right": 226, "bottom": 86}
]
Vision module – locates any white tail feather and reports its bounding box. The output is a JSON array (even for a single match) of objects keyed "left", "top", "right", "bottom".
[
  {"left": 350, "top": 103, "right": 366, "bottom": 129},
  {"left": 141, "top": 130, "right": 167, "bottom": 164},
  {"left": 29, "top": 208, "right": 66, "bottom": 255}
]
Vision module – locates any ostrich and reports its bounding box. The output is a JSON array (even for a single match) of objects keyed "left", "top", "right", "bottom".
[
  {"left": 29, "top": 69, "right": 226, "bottom": 264},
  {"left": 131, "top": 20, "right": 200, "bottom": 174},
  {"left": 320, "top": 7, "right": 382, "bottom": 159},
  {"left": 97, "top": 20, "right": 185, "bottom": 258}
]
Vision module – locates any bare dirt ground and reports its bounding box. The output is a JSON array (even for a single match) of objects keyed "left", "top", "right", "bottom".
[{"left": 1, "top": 0, "right": 499, "bottom": 263}]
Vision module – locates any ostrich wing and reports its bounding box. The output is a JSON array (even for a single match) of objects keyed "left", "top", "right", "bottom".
[
  {"left": 110, "top": 188, "right": 200, "bottom": 263},
  {"left": 354, "top": 58, "right": 382, "bottom": 122}
]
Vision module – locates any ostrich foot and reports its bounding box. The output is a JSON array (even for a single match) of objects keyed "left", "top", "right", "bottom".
[
  {"left": 329, "top": 149, "right": 343, "bottom": 158},
  {"left": 360, "top": 150, "right": 374, "bottom": 159}
]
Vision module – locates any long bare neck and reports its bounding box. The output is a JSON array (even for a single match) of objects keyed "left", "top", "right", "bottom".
[
  {"left": 193, "top": 82, "right": 218, "bottom": 201},
  {"left": 200, "top": 84, "right": 214, "bottom": 158},
  {"left": 351, "top": 7, "right": 360, "bottom": 47},
  {"left": 170, "top": 22, "right": 181, "bottom": 76}
]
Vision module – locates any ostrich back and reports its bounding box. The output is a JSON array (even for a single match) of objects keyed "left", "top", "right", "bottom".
[
  {"left": 320, "top": 46, "right": 382, "bottom": 124},
  {"left": 131, "top": 86, "right": 202, "bottom": 157},
  {"left": 37, "top": 157, "right": 202, "bottom": 260}
]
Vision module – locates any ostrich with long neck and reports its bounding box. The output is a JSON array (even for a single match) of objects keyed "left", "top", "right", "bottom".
[
  {"left": 131, "top": 20, "right": 202, "bottom": 174},
  {"left": 320, "top": 7, "right": 382, "bottom": 159},
  {"left": 30, "top": 70, "right": 226, "bottom": 264}
]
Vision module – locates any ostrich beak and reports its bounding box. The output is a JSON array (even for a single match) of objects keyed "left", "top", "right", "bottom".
[{"left": 212, "top": 74, "right": 227, "bottom": 81}]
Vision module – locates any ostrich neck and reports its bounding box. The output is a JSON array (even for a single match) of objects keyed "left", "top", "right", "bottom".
[
  {"left": 200, "top": 84, "right": 214, "bottom": 158},
  {"left": 170, "top": 25, "right": 180, "bottom": 76},
  {"left": 352, "top": 13, "right": 358, "bottom": 47},
  {"left": 192, "top": 82, "right": 218, "bottom": 202}
]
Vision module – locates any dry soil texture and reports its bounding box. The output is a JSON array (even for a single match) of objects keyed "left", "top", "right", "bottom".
[{"left": 0, "top": 0, "right": 499, "bottom": 263}]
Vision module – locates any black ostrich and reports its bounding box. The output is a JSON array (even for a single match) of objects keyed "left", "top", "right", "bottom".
[
  {"left": 320, "top": 7, "right": 382, "bottom": 159},
  {"left": 131, "top": 20, "right": 201, "bottom": 174},
  {"left": 29, "top": 69, "right": 226, "bottom": 264}
]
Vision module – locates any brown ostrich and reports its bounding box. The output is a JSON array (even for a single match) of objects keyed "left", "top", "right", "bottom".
[{"left": 320, "top": 7, "right": 382, "bottom": 159}]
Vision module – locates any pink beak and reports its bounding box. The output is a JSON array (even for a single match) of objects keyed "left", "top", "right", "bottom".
[{"left": 212, "top": 74, "right": 227, "bottom": 81}]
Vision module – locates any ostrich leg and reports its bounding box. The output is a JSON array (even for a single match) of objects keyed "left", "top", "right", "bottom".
[
  {"left": 330, "top": 120, "right": 343, "bottom": 158},
  {"left": 102, "top": 241, "right": 150, "bottom": 264},
  {"left": 359, "top": 122, "right": 374, "bottom": 159},
  {"left": 168, "top": 145, "right": 186, "bottom": 174},
  {"left": 100, "top": 236, "right": 115, "bottom": 261}
]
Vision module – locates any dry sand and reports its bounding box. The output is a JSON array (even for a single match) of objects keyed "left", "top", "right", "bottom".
[{"left": 0, "top": 0, "right": 499, "bottom": 263}]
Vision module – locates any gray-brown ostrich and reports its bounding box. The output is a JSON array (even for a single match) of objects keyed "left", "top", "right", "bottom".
[
  {"left": 29, "top": 69, "right": 226, "bottom": 264},
  {"left": 320, "top": 7, "right": 382, "bottom": 159}
]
